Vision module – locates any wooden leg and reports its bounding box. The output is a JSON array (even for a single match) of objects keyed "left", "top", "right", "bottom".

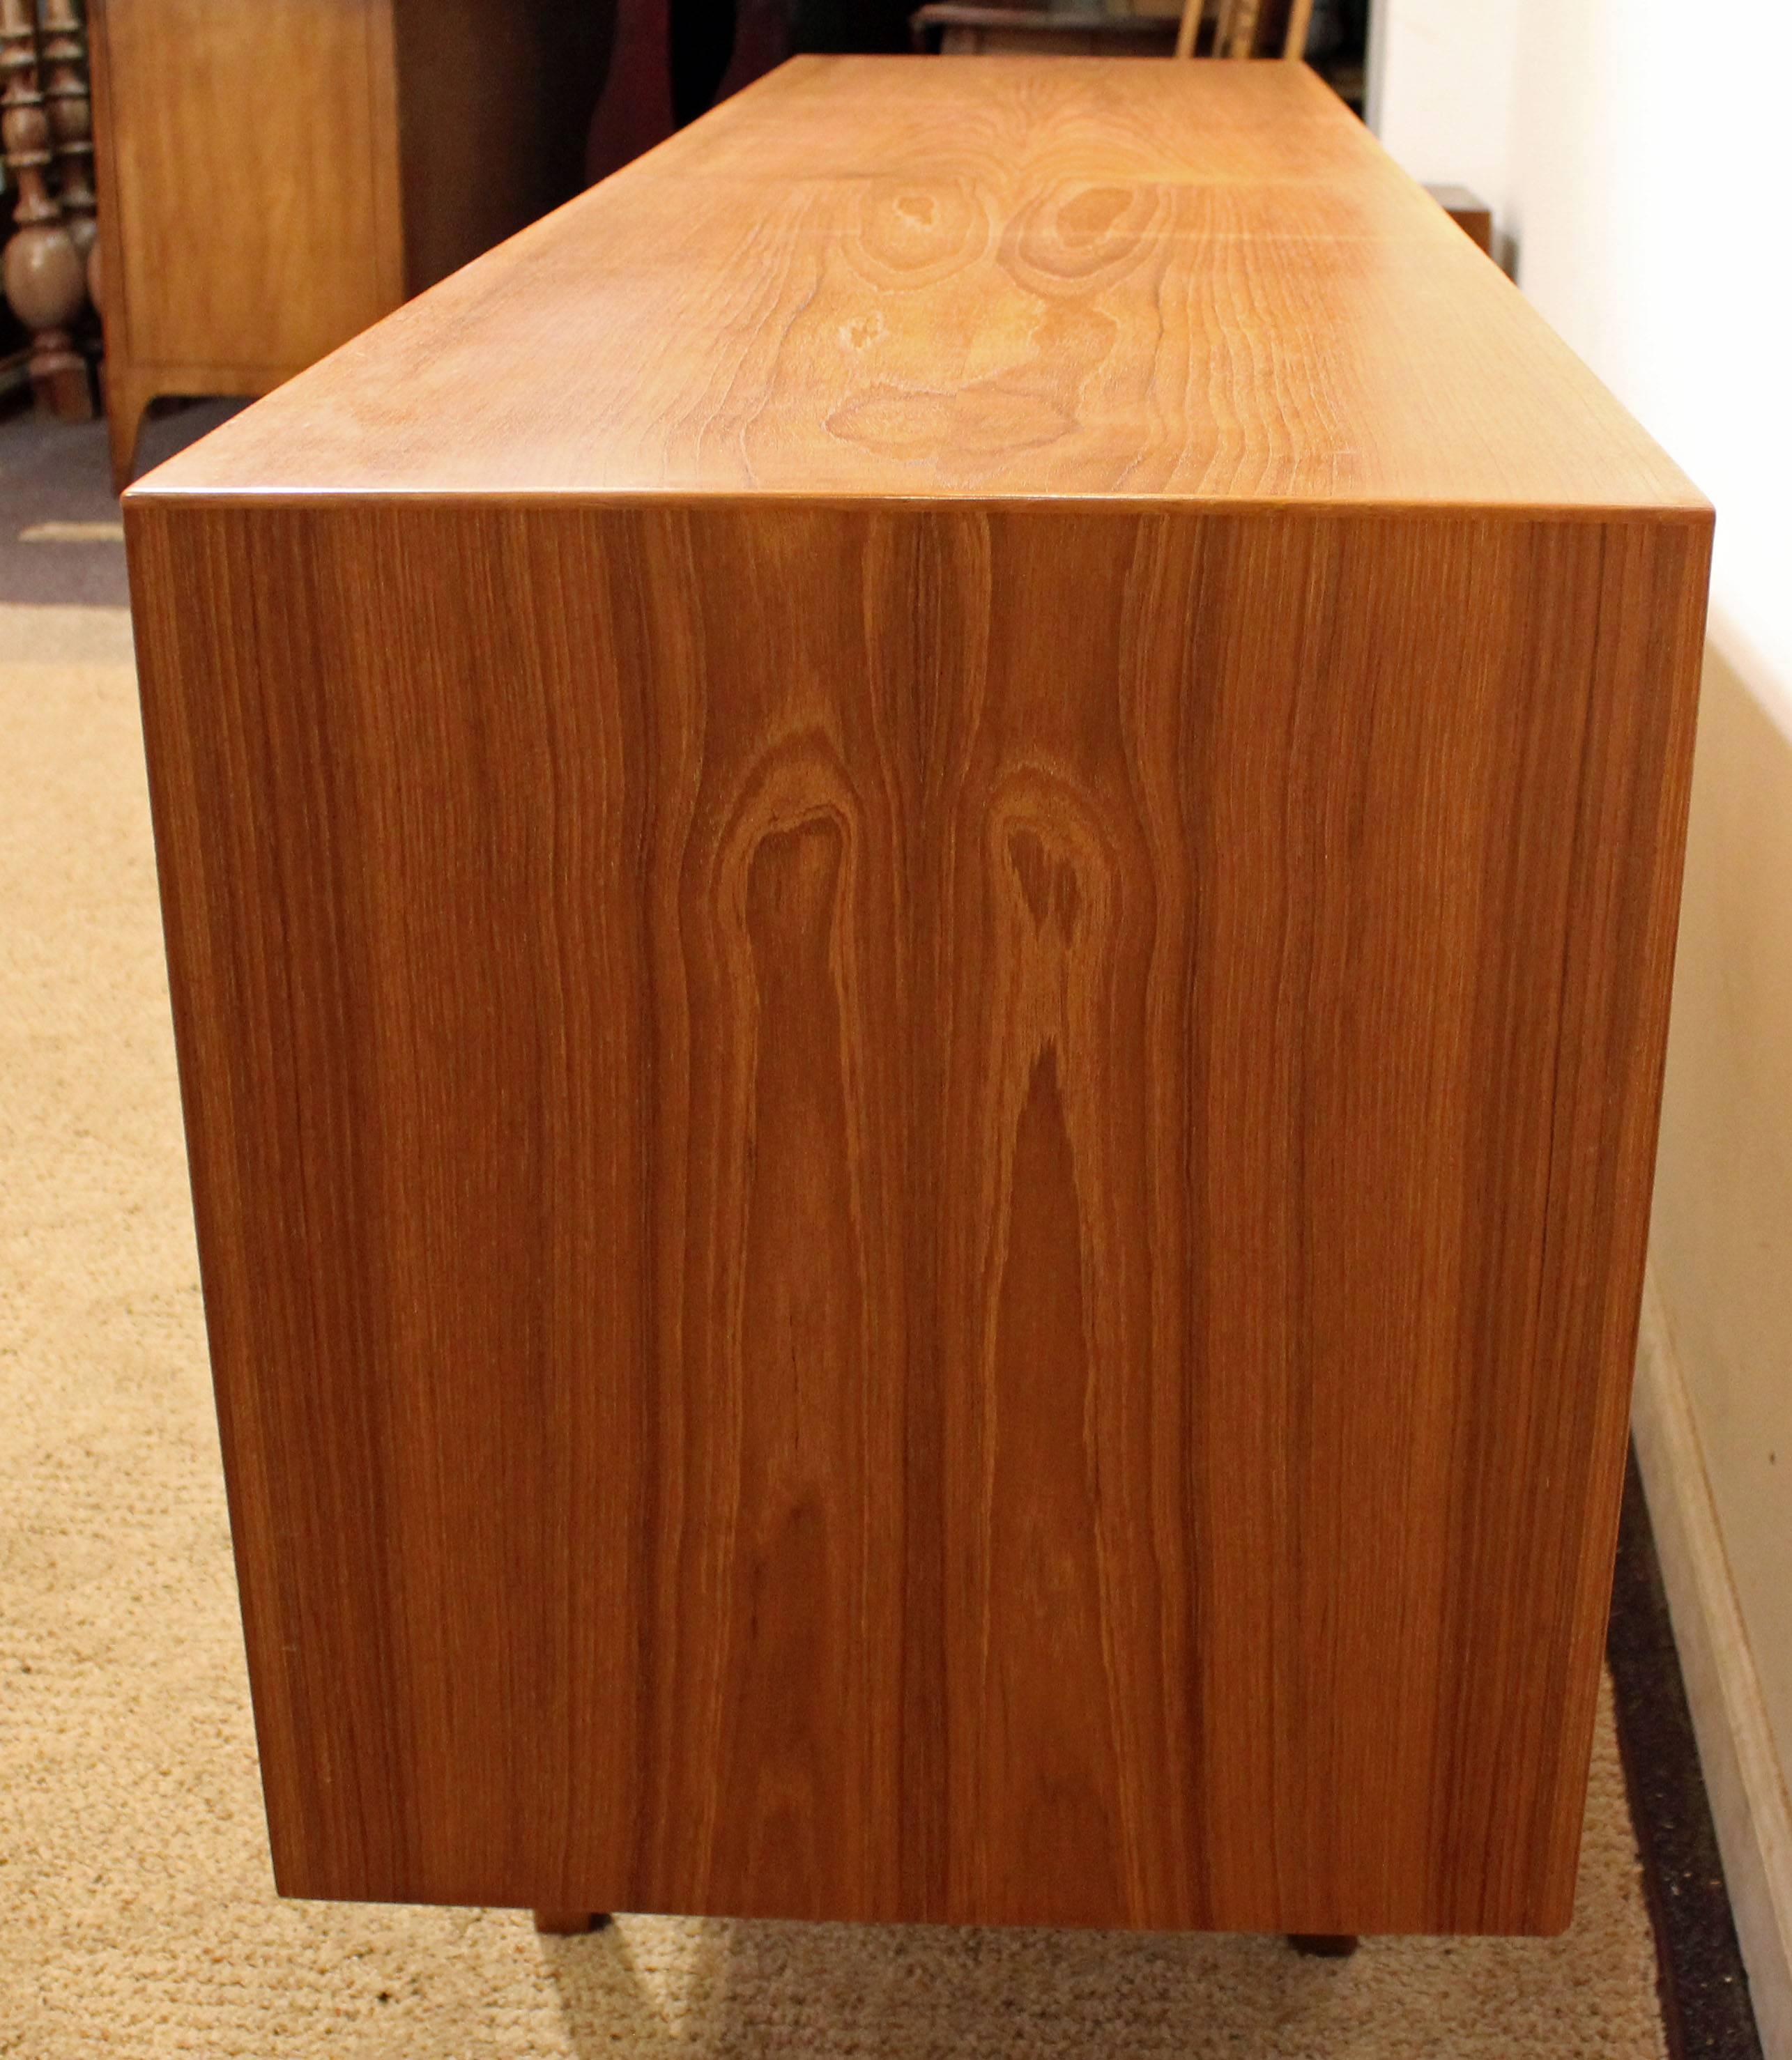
[
  {"left": 104, "top": 366, "right": 152, "bottom": 494},
  {"left": 31, "top": 353, "right": 93, "bottom": 421},
  {"left": 1288, "top": 1933, "right": 1359, "bottom": 1958},
  {"left": 533, "top": 1909, "right": 611, "bottom": 1935}
]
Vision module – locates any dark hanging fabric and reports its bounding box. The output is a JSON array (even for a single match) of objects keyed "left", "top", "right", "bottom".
[
  {"left": 714, "top": 0, "right": 797, "bottom": 103},
  {"left": 585, "top": 0, "right": 675, "bottom": 184},
  {"left": 673, "top": 0, "right": 741, "bottom": 125},
  {"left": 789, "top": 0, "right": 911, "bottom": 52}
]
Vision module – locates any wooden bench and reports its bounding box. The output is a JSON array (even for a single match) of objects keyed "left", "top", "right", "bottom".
[{"left": 125, "top": 56, "right": 1709, "bottom": 1940}]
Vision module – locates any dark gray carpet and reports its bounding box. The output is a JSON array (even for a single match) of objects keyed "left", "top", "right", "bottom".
[{"left": 0, "top": 397, "right": 243, "bottom": 606}]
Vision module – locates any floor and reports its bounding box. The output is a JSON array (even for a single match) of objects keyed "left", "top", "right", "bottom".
[
  {"left": 0, "top": 398, "right": 240, "bottom": 608},
  {"left": 0, "top": 399, "right": 1766, "bottom": 2059}
]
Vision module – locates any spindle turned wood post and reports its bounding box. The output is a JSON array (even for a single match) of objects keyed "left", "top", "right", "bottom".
[
  {"left": 1, "top": 0, "right": 91, "bottom": 417},
  {"left": 38, "top": 0, "right": 96, "bottom": 268}
]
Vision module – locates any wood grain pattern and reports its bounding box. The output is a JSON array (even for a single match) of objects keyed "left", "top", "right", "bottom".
[
  {"left": 139, "top": 57, "right": 1702, "bottom": 510},
  {"left": 125, "top": 59, "right": 1713, "bottom": 1937},
  {"left": 93, "top": 0, "right": 390, "bottom": 374}
]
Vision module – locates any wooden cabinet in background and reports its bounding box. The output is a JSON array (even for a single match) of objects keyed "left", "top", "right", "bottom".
[{"left": 88, "top": 0, "right": 599, "bottom": 489}]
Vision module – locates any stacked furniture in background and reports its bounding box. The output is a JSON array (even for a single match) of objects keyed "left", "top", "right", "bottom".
[{"left": 86, "top": 0, "right": 602, "bottom": 487}]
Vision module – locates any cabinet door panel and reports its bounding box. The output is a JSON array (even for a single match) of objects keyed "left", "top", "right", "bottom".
[{"left": 99, "top": 0, "right": 391, "bottom": 372}]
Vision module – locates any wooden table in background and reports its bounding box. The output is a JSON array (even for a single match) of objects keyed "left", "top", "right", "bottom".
[{"left": 125, "top": 57, "right": 1710, "bottom": 1941}]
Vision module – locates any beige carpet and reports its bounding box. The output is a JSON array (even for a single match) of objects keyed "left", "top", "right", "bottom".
[{"left": 0, "top": 600, "right": 1669, "bottom": 2058}]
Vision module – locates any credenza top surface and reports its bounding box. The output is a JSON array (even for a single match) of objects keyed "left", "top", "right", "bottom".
[{"left": 130, "top": 56, "right": 1703, "bottom": 514}]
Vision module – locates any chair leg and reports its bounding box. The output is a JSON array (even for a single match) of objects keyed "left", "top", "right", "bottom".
[
  {"left": 533, "top": 1909, "right": 612, "bottom": 1935},
  {"left": 102, "top": 365, "right": 152, "bottom": 493},
  {"left": 1288, "top": 1933, "right": 1359, "bottom": 1958}
]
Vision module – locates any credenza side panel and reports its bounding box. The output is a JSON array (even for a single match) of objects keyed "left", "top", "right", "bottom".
[{"left": 126, "top": 498, "right": 1708, "bottom": 1933}]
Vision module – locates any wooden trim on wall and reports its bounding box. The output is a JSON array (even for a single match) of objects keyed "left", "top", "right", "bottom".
[{"left": 1632, "top": 1267, "right": 1792, "bottom": 2059}]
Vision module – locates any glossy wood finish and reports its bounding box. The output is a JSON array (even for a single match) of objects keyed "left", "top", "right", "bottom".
[
  {"left": 87, "top": 0, "right": 595, "bottom": 488},
  {"left": 125, "top": 58, "right": 1712, "bottom": 1938},
  {"left": 141, "top": 59, "right": 1703, "bottom": 512}
]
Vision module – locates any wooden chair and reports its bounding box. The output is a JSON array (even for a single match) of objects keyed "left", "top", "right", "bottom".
[{"left": 1179, "top": 0, "right": 1315, "bottom": 59}]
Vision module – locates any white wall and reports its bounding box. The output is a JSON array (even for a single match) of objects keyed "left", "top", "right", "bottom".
[
  {"left": 1377, "top": 1, "right": 1792, "bottom": 2044},
  {"left": 1504, "top": 0, "right": 1792, "bottom": 721},
  {"left": 1375, "top": 0, "right": 1792, "bottom": 721},
  {"left": 1654, "top": 643, "right": 1792, "bottom": 1762},
  {"left": 1366, "top": 0, "right": 1520, "bottom": 245}
]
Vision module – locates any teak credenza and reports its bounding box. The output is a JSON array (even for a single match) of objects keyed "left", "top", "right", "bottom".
[{"left": 125, "top": 56, "right": 1711, "bottom": 1939}]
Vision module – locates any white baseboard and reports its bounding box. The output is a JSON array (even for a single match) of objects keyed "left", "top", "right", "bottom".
[{"left": 1632, "top": 1268, "right": 1792, "bottom": 2057}]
